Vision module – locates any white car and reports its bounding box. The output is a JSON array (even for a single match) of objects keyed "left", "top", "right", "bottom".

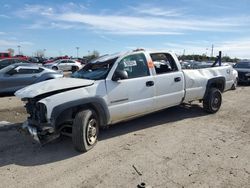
[
  {"left": 15, "top": 49, "right": 236, "bottom": 152},
  {"left": 44, "top": 59, "right": 82, "bottom": 72}
]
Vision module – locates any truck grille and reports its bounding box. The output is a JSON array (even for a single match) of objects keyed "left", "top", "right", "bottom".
[
  {"left": 25, "top": 99, "right": 47, "bottom": 124},
  {"left": 238, "top": 71, "right": 250, "bottom": 81}
]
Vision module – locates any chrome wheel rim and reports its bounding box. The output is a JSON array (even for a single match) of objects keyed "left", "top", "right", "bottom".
[
  {"left": 211, "top": 93, "right": 221, "bottom": 111},
  {"left": 86, "top": 118, "right": 97, "bottom": 145}
]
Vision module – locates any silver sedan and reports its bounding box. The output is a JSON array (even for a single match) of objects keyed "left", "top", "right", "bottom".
[
  {"left": 0, "top": 63, "right": 63, "bottom": 94},
  {"left": 44, "top": 59, "right": 83, "bottom": 72}
]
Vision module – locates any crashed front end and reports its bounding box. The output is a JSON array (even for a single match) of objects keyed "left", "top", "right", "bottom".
[
  {"left": 21, "top": 98, "right": 58, "bottom": 144},
  {"left": 15, "top": 78, "right": 95, "bottom": 144}
]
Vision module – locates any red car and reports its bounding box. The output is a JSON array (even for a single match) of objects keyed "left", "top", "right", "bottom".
[
  {"left": 14, "top": 55, "right": 29, "bottom": 61},
  {"left": 0, "top": 52, "right": 11, "bottom": 59}
]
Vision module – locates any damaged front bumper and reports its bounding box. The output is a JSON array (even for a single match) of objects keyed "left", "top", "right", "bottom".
[
  {"left": 22, "top": 121, "right": 40, "bottom": 143},
  {"left": 21, "top": 121, "right": 59, "bottom": 145}
]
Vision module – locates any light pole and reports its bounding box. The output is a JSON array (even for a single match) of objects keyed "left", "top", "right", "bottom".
[
  {"left": 43, "top": 49, "right": 46, "bottom": 57},
  {"left": 205, "top": 48, "right": 208, "bottom": 56},
  {"left": 76, "top": 47, "right": 79, "bottom": 58},
  {"left": 211, "top": 44, "right": 214, "bottom": 57},
  {"left": 17, "top": 45, "right": 21, "bottom": 55}
]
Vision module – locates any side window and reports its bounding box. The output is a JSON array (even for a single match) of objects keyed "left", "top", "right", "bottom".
[
  {"left": 150, "top": 53, "right": 178, "bottom": 74},
  {"left": 1, "top": 60, "right": 10, "bottom": 66},
  {"left": 116, "top": 53, "right": 149, "bottom": 79},
  {"left": 16, "top": 68, "right": 42, "bottom": 74},
  {"left": 60, "top": 60, "right": 67, "bottom": 64},
  {"left": 68, "top": 60, "right": 75, "bottom": 63}
]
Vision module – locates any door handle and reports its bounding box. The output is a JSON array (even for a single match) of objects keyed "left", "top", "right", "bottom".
[
  {"left": 174, "top": 77, "right": 181, "bottom": 82},
  {"left": 146, "top": 81, "right": 154, "bottom": 87}
]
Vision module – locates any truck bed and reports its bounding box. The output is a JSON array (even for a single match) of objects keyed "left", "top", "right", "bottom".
[{"left": 183, "top": 65, "right": 234, "bottom": 102}]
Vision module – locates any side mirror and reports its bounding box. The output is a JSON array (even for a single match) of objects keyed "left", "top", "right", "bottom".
[{"left": 112, "top": 70, "right": 128, "bottom": 81}]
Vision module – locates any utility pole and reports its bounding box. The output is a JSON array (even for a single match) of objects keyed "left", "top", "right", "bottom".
[
  {"left": 43, "top": 49, "right": 46, "bottom": 57},
  {"left": 17, "top": 45, "right": 21, "bottom": 55},
  {"left": 76, "top": 47, "right": 79, "bottom": 58},
  {"left": 211, "top": 44, "right": 214, "bottom": 57}
]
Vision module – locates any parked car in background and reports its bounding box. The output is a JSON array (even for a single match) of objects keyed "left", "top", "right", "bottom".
[
  {"left": 28, "top": 57, "right": 39, "bottom": 64},
  {"left": 14, "top": 55, "right": 29, "bottom": 61},
  {"left": 44, "top": 56, "right": 69, "bottom": 64},
  {"left": 71, "top": 57, "right": 88, "bottom": 65},
  {"left": 44, "top": 59, "right": 83, "bottom": 72},
  {"left": 0, "top": 63, "right": 63, "bottom": 94},
  {"left": 0, "top": 52, "right": 11, "bottom": 59},
  {"left": 0, "top": 58, "right": 31, "bottom": 70},
  {"left": 34, "top": 57, "right": 47, "bottom": 64},
  {"left": 233, "top": 61, "right": 250, "bottom": 84}
]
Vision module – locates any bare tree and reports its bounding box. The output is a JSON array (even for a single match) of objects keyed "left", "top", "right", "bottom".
[
  {"left": 7, "top": 48, "right": 14, "bottom": 56},
  {"left": 92, "top": 50, "right": 100, "bottom": 58},
  {"left": 86, "top": 50, "right": 100, "bottom": 61},
  {"left": 35, "top": 49, "right": 45, "bottom": 57}
]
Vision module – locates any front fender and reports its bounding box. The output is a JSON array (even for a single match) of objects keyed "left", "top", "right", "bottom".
[{"left": 50, "top": 97, "right": 110, "bottom": 128}]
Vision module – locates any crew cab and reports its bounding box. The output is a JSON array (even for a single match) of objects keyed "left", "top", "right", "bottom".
[{"left": 15, "top": 50, "right": 236, "bottom": 152}]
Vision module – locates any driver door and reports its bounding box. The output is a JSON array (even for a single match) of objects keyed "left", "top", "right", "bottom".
[
  {"left": 106, "top": 53, "right": 155, "bottom": 123},
  {"left": 57, "top": 60, "right": 68, "bottom": 71}
]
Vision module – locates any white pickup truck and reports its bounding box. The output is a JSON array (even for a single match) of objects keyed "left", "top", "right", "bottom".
[{"left": 15, "top": 49, "right": 236, "bottom": 152}]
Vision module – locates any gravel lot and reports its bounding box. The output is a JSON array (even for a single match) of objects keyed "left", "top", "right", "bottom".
[{"left": 0, "top": 86, "right": 250, "bottom": 188}]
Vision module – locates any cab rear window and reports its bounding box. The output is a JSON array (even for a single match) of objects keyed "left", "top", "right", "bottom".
[{"left": 150, "top": 53, "right": 178, "bottom": 74}]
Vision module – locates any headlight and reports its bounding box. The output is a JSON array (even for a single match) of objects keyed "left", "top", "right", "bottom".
[{"left": 245, "top": 72, "right": 250, "bottom": 76}]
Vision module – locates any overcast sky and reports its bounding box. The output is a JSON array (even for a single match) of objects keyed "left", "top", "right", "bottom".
[{"left": 0, "top": 0, "right": 250, "bottom": 58}]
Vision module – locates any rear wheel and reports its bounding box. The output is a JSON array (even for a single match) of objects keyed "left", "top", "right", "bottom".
[
  {"left": 72, "top": 109, "right": 99, "bottom": 152},
  {"left": 203, "top": 88, "right": 222, "bottom": 113}
]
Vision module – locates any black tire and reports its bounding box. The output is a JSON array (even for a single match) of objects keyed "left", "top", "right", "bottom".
[
  {"left": 203, "top": 88, "right": 222, "bottom": 113},
  {"left": 72, "top": 109, "right": 99, "bottom": 152},
  {"left": 52, "top": 66, "right": 58, "bottom": 70},
  {"left": 71, "top": 66, "right": 79, "bottom": 72}
]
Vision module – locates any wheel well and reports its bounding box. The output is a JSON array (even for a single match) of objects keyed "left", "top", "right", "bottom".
[
  {"left": 55, "top": 102, "right": 108, "bottom": 130},
  {"left": 204, "top": 77, "right": 225, "bottom": 98},
  {"left": 210, "top": 81, "right": 224, "bottom": 92}
]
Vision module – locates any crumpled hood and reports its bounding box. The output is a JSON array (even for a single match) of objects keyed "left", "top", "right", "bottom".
[{"left": 15, "top": 78, "right": 94, "bottom": 98}]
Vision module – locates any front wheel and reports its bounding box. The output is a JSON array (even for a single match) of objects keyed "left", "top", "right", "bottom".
[
  {"left": 72, "top": 109, "right": 99, "bottom": 152},
  {"left": 203, "top": 88, "right": 222, "bottom": 113}
]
